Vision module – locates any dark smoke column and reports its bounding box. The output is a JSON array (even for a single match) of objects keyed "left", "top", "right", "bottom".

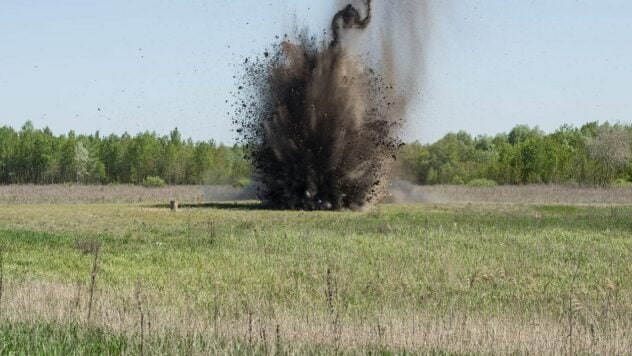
[{"left": 235, "top": 0, "right": 403, "bottom": 210}]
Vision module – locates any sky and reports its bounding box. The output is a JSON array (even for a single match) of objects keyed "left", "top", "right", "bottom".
[{"left": 0, "top": 0, "right": 631, "bottom": 144}]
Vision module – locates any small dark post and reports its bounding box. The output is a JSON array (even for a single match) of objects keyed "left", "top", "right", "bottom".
[{"left": 170, "top": 200, "right": 178, "bottom": 212}]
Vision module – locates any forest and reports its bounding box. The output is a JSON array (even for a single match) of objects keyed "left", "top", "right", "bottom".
[
  {"left": 398, "top": 122, "right": 632, "bottom": 187},
  {"left": 0, "top": 122, "right": 250, "bottom": 186},
  {"left": 0, "top": 121, "right": 630, "bottom": 187}
]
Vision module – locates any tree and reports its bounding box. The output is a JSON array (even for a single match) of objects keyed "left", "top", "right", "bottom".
[
  {"left": 127, "top": 132, "right": 162, "bottom": 184},
  {"left": 59, "top": 131, "right": 77, "bottom": 182},
  {"left": 589, "top": 126, "right": 631, "bottom": 186},
  {"left": 397, "top": 141, "right": 429, "bottom": 184},
  {"left": 0, "top": 126, "right": 18, "bottom": 183},
  {"left": 162, "top": 128, "right": 188, "bottom": 184},
  {"left": 508, "top": 125, "right": 544, "bottom": 145},
  {"left": 74, "top": 141, "right": 90, "bottom": 183}
]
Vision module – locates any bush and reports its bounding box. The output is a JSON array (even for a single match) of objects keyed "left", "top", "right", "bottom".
[
  {"left": 142, "top": 176, "right": 166, "bottom": 188},
  {"left": 467, "top": 178, "right": 498, "bottom": 187},
  {"left": 232, "top": 177, "right": 251, "bottom": 189},
  {"left": 451, "top": 175, "right": 465, "bottom": 185},
  {"left": 611, "top": 178, "right": 632, "bottom": 188}
]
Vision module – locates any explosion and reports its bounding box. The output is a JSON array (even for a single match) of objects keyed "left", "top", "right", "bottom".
[{"left": 234, "top": 0, "right": 424, "bottom": 210}]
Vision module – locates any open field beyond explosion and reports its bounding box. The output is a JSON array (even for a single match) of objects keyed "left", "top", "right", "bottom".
[{"left": 0, "top": 187, "right": 630, "bottom": 354}]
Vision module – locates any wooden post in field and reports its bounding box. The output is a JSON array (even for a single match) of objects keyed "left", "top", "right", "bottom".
[{"left": 170, "top": 200, "right": 178, "bottom": 212}]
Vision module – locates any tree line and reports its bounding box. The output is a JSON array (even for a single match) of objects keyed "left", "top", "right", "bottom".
[
  {"left": 0, "top": 121, "right": 630, "bottom": 187},
  {"left": 0, "top": 121, "right": 250, "bottom": 185},
  {"left": 398, "top": 122, "right": 632, "bottom": 186}
]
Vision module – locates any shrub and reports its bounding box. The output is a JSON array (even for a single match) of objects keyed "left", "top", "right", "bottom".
[
  {"left": 142, "top": 176, "right": 166, "bottom": 188},
  {"left": 451, "top": 175, "right": 465, "bottom": 185},
  {"left": 611, "top": 178, "right": 632, "bottom": 188},
  {"left": 467, "top": 178, "right": 498, "bottom": 187},
  {"left": 233, "top": 177, "right": 251, "bottom": 189}
]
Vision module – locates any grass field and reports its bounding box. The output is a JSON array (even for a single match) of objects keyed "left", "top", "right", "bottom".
[{"left": 0, "top": 190, "right": 631, "bottom": 354}]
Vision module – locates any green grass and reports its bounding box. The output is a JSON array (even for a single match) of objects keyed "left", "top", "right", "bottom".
[
  {"left": 0, "top": 202, "right": 630, "bottom": 353},
  {"left": 0, "top": 322, "right": 455, "bottom": 355},
  {"left": 0, "top": 323, "right": 129, "bottom": 355}
]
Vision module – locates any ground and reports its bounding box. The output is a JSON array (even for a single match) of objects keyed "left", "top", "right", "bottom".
[{"left": 0, "top": 187, "right": 630, "bottom": 354}]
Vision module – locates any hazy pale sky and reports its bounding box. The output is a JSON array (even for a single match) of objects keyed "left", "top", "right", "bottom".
[{"left": 1, "top": 1, "right": 630, "bottom": 143}]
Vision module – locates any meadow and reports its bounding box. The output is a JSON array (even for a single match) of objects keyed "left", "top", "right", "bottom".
[{"left": 0, "top": 186, "right": 630, "bottom": 354}]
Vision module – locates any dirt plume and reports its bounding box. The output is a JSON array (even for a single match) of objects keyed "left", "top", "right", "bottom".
[{"left": 234, "top": 1, "right": 426, "bottom": 210}]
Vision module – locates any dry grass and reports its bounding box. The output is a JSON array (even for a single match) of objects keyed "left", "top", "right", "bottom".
[
  {"left": 390, "top": 183, "right": 632, "bottom": 205},
  {"left": 1, "top": 279, "right": 630, "bottom": 354},
  {"left": 0, "top": 185, "right": 246, "bottom": 204},
  {"left": 1, "top": 183, "right": 630, "bottom": 206}
]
